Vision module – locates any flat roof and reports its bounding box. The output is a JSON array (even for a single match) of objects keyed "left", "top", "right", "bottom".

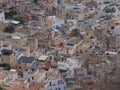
[
  {"left": 11, "top": 21, "right": 20, "bottom": 24},
  {"left": 58, "top": 66, "right": 67, "bottom": 71},
  {"left": 110, "top": 76, "right": 120, "bottom": 84},
  {"left": 1, "top": 49, "right": 13, "bottom": 56},
  {"left": 10, "top": 69, "right": 17, "bottom": 72},
  {"left": 4, "top": 20, "right": 20, "bottom": 24},
  {"left": 38, "top": 55, "right": 48, "bottom": 61},
  {"left": 0, "top": 11, "right": 3, "bottom": 13},
  {"left": 18, "top": 56, "right": 35, "bottom": 63},
  {"left": 105, "top": 51, "right": 117, "bottom": 54},
  {"left": 67, "top": 39, "right": 76, "bottom": 46}
]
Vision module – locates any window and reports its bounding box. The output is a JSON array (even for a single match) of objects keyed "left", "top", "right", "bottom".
[
  {"left": 28, "top": 79, "right": 30, "bottom": 82},
  {"left": 58, "top": 87, "right": 61, "bottom": 90},
  {"left": 56, "top": 25, "right": 58, "bottom": 29},
  {"left": 32, "top": 76, "right": 34, "bottom": 80},
  {"left": 19, "top": 66, "right": 21, "bottom": 69}
]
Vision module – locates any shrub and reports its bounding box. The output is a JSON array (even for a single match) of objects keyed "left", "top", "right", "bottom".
[
  {"left": 0, "top": 63, "right": 11, "bottom": 70},
  {"left": 4, "top": 25, "right": 15, "bottom": 33},
  {"left": 5, "top": 10, "right": 17, "bottom": 19}
]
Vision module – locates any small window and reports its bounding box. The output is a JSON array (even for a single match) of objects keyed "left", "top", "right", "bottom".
[
  {"left": 32, "top": 76, "right": 34, "bottom": 80},
  {"left": 19, "top": 66, "right": 21, "bottom": 69},
  {"left": 58, "top": 87, "right": 61, "bottom": 90}
]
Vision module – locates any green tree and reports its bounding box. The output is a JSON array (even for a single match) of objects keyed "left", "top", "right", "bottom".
[
  {"left": 14, "top": 17, "right": 24, "bottom": 24},
  {"left": 0, "top": 63, "right": 11, "bottom": 70},
  {"left": 4, "top": 25, "right": 15, "bottom": 33},
  {"left": 71, "top": 28, "right": 80, "bottom": 36},
  {"left": 70, "top": 28, "right": 84, "bottom": 39},
  {"left": 5, "top": 10, "right": 17, "bottom": 19},
  {"left": 0, "top": 86, "right": 4, "bottom": 90},
  {"left": 105, "top": 7, "right": 115, "bottom": 13}
]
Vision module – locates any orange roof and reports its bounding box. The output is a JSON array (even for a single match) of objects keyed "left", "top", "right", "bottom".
[
  {"left": 74, "top": 68, "right": 85, "bottom": 72},
  {"left": 29, "top": 82, "right": 45, "bottom": 90},
  {"left": 15, "top": 79, "right": 25, "bottom": 84},
  {"left": 44, "top": 63, "right": 51, "bottom": 69},
  {"left": 4, "top": 85, "right": 25, "bottom": 90}
]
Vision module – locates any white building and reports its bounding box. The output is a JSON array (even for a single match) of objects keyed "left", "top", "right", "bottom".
[
  {"left": 58, "top": 58, "right": 81, "bottom": 75},
  {"left": 0, "top": 11, "right": 5, "bottom": 21},
  {"left": 44, "top": 78, "right": 66, "bottom": 90},
  {"left": 48, "top": 16, "right": 65, "bottom": 30}
]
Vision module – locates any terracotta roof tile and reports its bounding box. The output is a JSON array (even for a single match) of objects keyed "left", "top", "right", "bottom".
[
  {"left": 74, "top": 68, "right": 85, "bottom": 72},
  {"left": 29, "top": 82, "right": 45, "bottom": 90},
  {"left": 44, "top": 63, "right": 51, "bottom": 69},
  {"left": 4, "top": 85, "right": 25, "bottom": 90}
]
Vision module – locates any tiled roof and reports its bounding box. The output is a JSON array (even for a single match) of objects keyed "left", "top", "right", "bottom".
[
  {"left": 74, "top": 68, "right": 85, "bottom": 72},
  {"left": 4, "top": 85, "right": 25, "bottom": 90},
  {"left": 43, "top": 62, "right": 51, "bottom": 69},
  {"left": 29, "top": 82, "right": 45, "bottom": 90}
]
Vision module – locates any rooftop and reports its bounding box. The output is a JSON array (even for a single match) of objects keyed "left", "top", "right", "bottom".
[
  {"left": 38, "top": 55, "right": 48, "bottom": 61},
  {"left": 110, "top": 76, "right": 120, "bottom": 84},
  {"left": 67, "top": 39, "right": 77, "bottom": 46},
  {"left": 4, "top": 85, "right": 25, "bottom": 90},
  {"left": 0, "top": 10, "right": 3, "bottom": 13},
  {"left": 43, "top": 62, "right": 51, "bottom": 70},
  {"left": 28, "top": 82, "right": 45, "bottom": 90},
  {"left": 18, "top": 56, "right": 35, "bottom": 63},
  {"left": 0, "top": 71, "right": 9, "bottom": 80},
  {"left": 74, "top": 68, "right": 85, "bottom": 72},
  {"left": 1, "top": 49, "right": 13, "bottom": 56}
]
